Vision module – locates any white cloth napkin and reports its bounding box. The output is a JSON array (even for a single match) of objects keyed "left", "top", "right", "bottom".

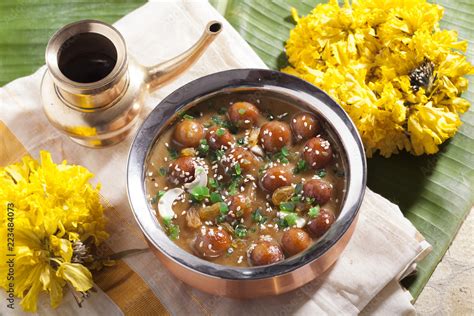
[{"left": 0, "top": 0, "right": 431, "bottom": 314}]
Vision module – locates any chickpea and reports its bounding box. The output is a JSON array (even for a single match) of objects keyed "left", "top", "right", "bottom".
[
  {"left": 281, "top": 228, "right": 311, "bottom": 256},
  {"left": 249, "top": 241, "right": 284, "bottom": 266},
  {"left": 221, "top": 147, "right": 260, "bottom": 176},
  {"left": 173, "top": 119, "right": 205, "bottom": 148},
  {"left": 303, "top": 179, "right": 333, "bottom": 205},
  {"left": 167, "top": 156, "right": 195, "bottom": 185},
  {"left": 258, "top": 121, "right": 292, "bottom": 153},
  {"left": 260, "top": 166, "right": 292, "bottom": 193},
  {"left": 206, "top": 126, "right": 235, "bottom": 150},
  {"left": 228, "top": 102, "right": 260, "bottom": 129},
  {"left": 302, "top": 136, "right": 333, "bottom": 169},
  {"left": 227, "top": 194, "right": 252, "bottom": 219},
  {"left": 291, "top": 112, "right": 320, "bottom": 141},
  {"left": 194, "top": 227, "right": 232, "bottom": 258},
  {"left": 307, "top": 209, "right": 335, "bottom": 238}
]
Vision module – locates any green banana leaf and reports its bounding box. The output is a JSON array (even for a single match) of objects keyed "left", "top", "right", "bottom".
[
  {"left": 0, "top": 0, "right": 146, "bottom": 85},
  {"left": 210, "top": 0, "right": 473, "bottom": 299},
  {"left": 0, "top": 0, "right": 472, "bottom": 300}
]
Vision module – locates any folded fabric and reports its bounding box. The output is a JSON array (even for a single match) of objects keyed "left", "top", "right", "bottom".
[{"left": 0, "top": 0, "right": 430, "bottom": 314}]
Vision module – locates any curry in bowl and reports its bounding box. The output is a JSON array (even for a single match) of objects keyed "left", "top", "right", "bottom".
[{"left": 144, "top": 92, "right": 346, "bottom": 267}]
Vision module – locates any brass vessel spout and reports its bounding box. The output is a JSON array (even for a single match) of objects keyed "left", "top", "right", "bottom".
[
  {"left": 40, "top": 19, "right": 222, "bottom": 148},
  {"left": 146, "top": 21, "right": 222, "bottom": 91}
]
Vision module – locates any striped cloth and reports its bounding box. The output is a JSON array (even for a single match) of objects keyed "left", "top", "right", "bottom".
[{"left": 0, "top": 0, "right": 431, "bottom": 314}]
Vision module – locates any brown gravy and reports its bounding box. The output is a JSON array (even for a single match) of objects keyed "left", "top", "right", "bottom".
[{"left": 145, "top": 91, "right": 346, "bottom": 267}]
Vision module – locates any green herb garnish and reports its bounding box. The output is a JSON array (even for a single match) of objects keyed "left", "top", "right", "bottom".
[
  {"left": 151, "top": 190, "right": 166, "bottom": 204},
  {"left": 234, "top": 163, "right": 242, "bottom": 176},
  {"left": 210, "top": 191, "right": 223, "bottom": 203},
  {"left": 216, "top": 127, "right": 226, "bottom": 136},
  {"left": 234, "top": 224, "right": 248, "bottom": 238},
  {"left": 198, "top": 139, "right": 209, "bottom": 156},
  {"left": 218, "top": 107, "right": 227, "bottom": 115},
  {"left": 317, "top": 169, "right": 327, "bottom": 178},
  {"left": 238, "top": 108, "right": 246, "bottom": 115},
  {"left": 215, "top": 149, "right": 225, "bottom": 160},
  {"left": 280, "top": 201, "right": 296, "bottom": 212},
  {"left": 209, "top": 178, "right": 219, "bottom": 189},
  {"left": 293, "top": 160, "right": 307, "bottom": 174},
  {"left": 228, "top": 181, "right": 238, "bottom": 195},
  {"left": 273, "top": 146, "right": 290, "bottom": 163},
  {"left": 219, "top": 202, "right": 229, "bottom": 214},
  {"left": 251, "top": 208, "right": 267, "bottom": 224},
  {"left": 309, "top": 205, "right": 320, "bottom": 218},
  {"left": 190, "top": 185, "right": 210, "bottom": 202},
  {"left": 159, "top": 167, "right": 168, "bottom": 176},
  {"left": 284, "top": 213, "right": 298, "bottom": 226},
  {"left": 163, "top": 218, "right": 180, "bottom": 240},
  {"left": 182, "top": 114, "right": 194, "bottom": 120},
  {"left": 237, "top": 137, "right": 246, "bottom": 145},
  {"left": 167, "top": 148, "right": 179, "bottom": 160},
  {"left": 216, "top": 214, "right": 227, "bottom": 223}
]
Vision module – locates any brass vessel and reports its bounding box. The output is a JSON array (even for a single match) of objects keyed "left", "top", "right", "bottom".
[{"left": 41, "top": 19, "right": 222, "bottom": 147}]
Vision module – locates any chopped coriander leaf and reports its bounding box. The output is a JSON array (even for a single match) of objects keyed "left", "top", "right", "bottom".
[
  {"left": 183, "top": 114, "right": 194, "bottom": 120},
  {"left": 198, "top": 139, "right": 209, "bottom": 156},
  {"left": 317, "top": 169, "right": 327, "bottom": 178},
  {"left": 295, "top": 183, "right": 303, "bottom": 195},
  {"left": 293, "top": 160, "right": 307, "bottom": 174},
  {"left": 216, "top": 214, "right": 227, "bottom": 223},
  {"left": 309, "top": 205, "right": 320, "bottom": 218},
  {"left": 190, "top": 185, "right": 210, "bottom": 202},
  {"left": 238, "top": 108, "right": 246, "bottom": 115},
  {"left": 163, "top": 218, "right": 180, "bottom": 240},
  {"left": 203, "top": 121, "right": 213, "bottom": 128},
  {"left": 276, "top": 217, "right": 288, "bottom": 228},
  {"left": 305, "top": 197, "right": 316, "bottom": 204},
  {"left": 215, "top": 149, "right": 225, "bottom": 159},
  {"left": 273, "top": 146, "right": 290, "bottom": 163},
  {"left": 251, "top": 208, "right": 267, "bottom": 224},
  {"left": 284, "top": 213, "right": 298, "bottom": 226},
  {"left": 234, "top": 163, "right": 242, "bottom": 175},
  {"left": 237, "top": 137, "right": 245, "bottom": 145},
  {"left": 210, "top": 191, "right": 223, "bottom": 203},
  {"left": 159, "top": 167, "right": 167, "bottom": 176},
  {"left": 219, "top": 202, "right": 229, "bottom": 214},
  {"left": 167, "top": 148, "right": 179, "bottom": 160},
  {"left": 209, "top": 178, "right": 219, "bottom": 189},
  {"left": 280, "top": 201, "right": 296, "bottom": 212},
  {"left": 212, "top": 115, "right": 224, "bottom": 126},
  {"left": 290, "top": 195, "right": 302, "bottom": 202},
  {"left": 234, "top": 224, "right": 248, "bottom": 238},
  {"left": 216, "top": 127, "right": 226, "bottom": 136},
  {"left": 228, "top": 181, "right": 238, "bottom": 196}
]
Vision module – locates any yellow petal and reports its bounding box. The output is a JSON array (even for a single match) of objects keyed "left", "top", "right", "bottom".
[{"left": 56, "top": 263, "right": 93, "bottom": 292}]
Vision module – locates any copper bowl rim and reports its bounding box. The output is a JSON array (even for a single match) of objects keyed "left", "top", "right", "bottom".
[{"left": 127, "top": 69, "right": 366, "bottom": 281}]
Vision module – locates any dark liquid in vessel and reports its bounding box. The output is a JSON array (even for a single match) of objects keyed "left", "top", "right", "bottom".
[
  {"left": 60, "top": 52, "right": 116, "bottom": 83},
  {"left": 58, "top": 32, "right": 118, "bottom": 83}
]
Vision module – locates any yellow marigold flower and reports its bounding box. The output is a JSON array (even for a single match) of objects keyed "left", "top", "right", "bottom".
[
  {"left": 0, "top": 151, "right": 108, "bottom": 312},
  {"left": 283, "top": 0, "right": 473, "bottom": 157}
]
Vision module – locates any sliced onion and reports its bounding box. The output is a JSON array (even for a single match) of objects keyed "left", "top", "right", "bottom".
[
  {"left": 158, "top": 188, "right": 184, "bottom": 220},
  {"left": 250, "top": 145, "right": 265, "bottom": 157}
]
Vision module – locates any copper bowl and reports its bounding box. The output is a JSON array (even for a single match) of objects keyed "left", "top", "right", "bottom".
[{"left": 127, "top": 69, "right": 366, "bottom": 298}]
